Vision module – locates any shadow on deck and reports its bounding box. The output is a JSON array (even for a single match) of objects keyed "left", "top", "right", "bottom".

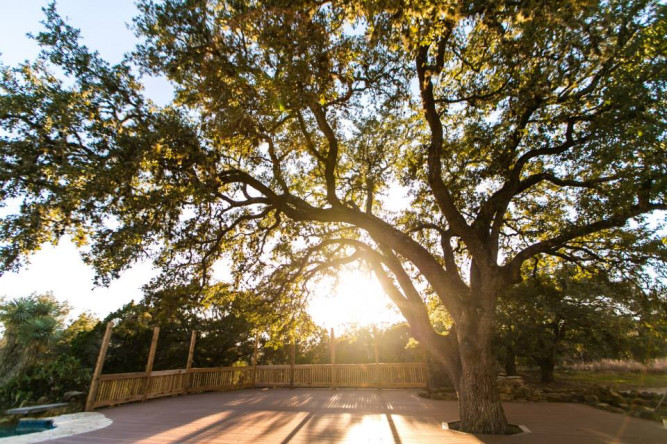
[{"left": 44, "top": 388, "right": 666, "bottom": 444}]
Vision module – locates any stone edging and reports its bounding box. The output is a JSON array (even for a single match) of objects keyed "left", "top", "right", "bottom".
[
  {"left": 0, "top": 412, "right": 112, "bottom": 443},
  {"left": 441, "top": 421, "right": 531, "bottom": 435}
]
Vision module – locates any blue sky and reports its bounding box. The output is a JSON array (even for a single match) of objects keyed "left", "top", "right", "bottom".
[
  {"left": 1, "top": 1, "right": 136, "bottom": 65},
  {"left": 0, "top": 1, "right": 160, "bottom": 318}
]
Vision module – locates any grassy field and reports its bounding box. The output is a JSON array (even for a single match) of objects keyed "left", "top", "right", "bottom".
[{"left": 556, "top": 370, "right": 667, "bottom": 390}]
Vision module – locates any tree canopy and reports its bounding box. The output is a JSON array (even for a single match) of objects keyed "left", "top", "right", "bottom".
[
  {"left": 1, "top": 0, "right": 665, "bottom": 433},
  {"left": 495, "top": 260, "right": 666, "bottom": 382}
]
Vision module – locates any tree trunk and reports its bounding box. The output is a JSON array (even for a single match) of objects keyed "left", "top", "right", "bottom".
[
  {"left": 539, "top": 358, "right": 555, "bottom": 383},
  {"left": 538, "top": 321, "right": 562, "bottom": 383},
  {"left": 504, "top": 346, "right": 517, "bottom": 376},
  {"left": 457, "top": 346, "right": 508, "bottom": 433},
  {"left": 454, "top": 303, "right": 509, "bottom": 434},
  {"left": 401, "top": 266, "right": 509, "bottom": 434},
  {"left": 425, "top": 326, "right": 509, "bottom": 434}
]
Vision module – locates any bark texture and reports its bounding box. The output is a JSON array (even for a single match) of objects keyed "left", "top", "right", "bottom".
[{"left": 455, "top": 302, "right": 509, "bottom": 434}]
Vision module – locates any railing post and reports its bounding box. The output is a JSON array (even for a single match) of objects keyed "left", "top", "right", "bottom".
[
  {"left": 185, "top": 330, "right": 197, "bottom": 393},
  {"left": 374, "top": 329, "right": 381, "bottom": 389},
  {"left": 252, "top": 332, "right": 259, "bottom": 388},
  {"left": 289, "top": 339, "right": 296, "bottom": 389},
  {"left": 330, "top": 328, "right": 336, "bottom": 389},
  {"left": 85, "top": 321, "right": 114, "bottom": 412},
  {"left": 423, "top": 347, "right": 431, "bottom": 394},
  {"left": 142, "top": 327, "right": 160, "bottom": 401}
]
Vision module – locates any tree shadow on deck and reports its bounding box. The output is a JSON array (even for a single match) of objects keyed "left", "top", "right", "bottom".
[
  {"left": 44, "top": 388, "right": 666, "bottom": 444},
  {"left": 161, "top": 389, "right": 444, "bottom": 443}
]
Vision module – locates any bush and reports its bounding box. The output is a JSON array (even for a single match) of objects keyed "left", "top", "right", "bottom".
[{"left": 0, "top": 356, "right": 91, "bottom": 410}]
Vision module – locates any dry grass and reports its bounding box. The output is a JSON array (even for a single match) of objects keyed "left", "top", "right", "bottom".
[
  {"left": 558, "top": 369, "right": 667, "bottom": 389},
  {"left": 568, "top": 358, "right": 667, "bottom": 373}
]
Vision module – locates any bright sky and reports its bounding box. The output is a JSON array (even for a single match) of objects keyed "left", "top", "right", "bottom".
[
  {"left": 0, "top": 1, "right": 161, "bottom": 318},
  {"left": 307, "top": 271, "right": 402, "bottom": 331},
  {"left": 0, "top": 1, "right": 404, "bottom": 328}
]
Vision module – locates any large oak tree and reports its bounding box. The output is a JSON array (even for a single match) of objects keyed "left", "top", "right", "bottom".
[{"left": 1, "top": 0, "right": 665, "bottom": 433}]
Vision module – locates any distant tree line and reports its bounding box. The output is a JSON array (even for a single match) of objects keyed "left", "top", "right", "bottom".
[{"left": 1, "top": 267, "right": 664, "bottom": 410}]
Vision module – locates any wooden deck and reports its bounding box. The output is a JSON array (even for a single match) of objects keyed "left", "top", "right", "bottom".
[{"left": 45, "top": 389, "right": 666, "bottom": 443}]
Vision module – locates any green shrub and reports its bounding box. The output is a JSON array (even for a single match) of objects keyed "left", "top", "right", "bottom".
[{"left": 0, "top": 356, "right": 91, "bottom": 410}]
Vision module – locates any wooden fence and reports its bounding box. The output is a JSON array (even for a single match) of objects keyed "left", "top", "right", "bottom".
[{"left": 85, "top": 323, "right": 430, "bottom": 410}]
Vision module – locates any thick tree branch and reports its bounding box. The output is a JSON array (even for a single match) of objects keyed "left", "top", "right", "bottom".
[
  {"left": 264, "top": 135, "right": 289, "bottom": 193},
  {"left": 503, "top": 203, "right": 667, "bottom": 283},
  {"left": 308, "top": 103, "right": 341, "bottom": 206},
  {"left": 516, "top": 172, "right": 621, "bottom": 194},
  {"left": 408, "top": 222, "right": 465, "bottom": 288},
  {"left": 480, "top": 120, "right": 591, "bottom": 247},
  {"left": 416, "top": 45, "right": 482, "bottom": 256},
  {"left": 435, "top": 78, "right": 510, "bottom": 105},
  {"left": 216, "top": 165, "right": 470, "bottom": 310},
  {"left": 367, "top": 252, "right": 462, "bottom": 384}
]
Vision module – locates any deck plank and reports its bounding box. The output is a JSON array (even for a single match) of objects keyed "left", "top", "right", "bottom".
[{"left": 43, "top": 389, "right": 666, "bottom": 443}]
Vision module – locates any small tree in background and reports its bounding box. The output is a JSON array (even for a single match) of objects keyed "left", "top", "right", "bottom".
[
  {"left": 496, "top": 262, "right": 664, "bottom": 382},
  {"left": 0, "top": 293, "right": 95, "bottom": 409},
  {"left": 0, "top": 293, "right": 69, "bottom": 384}
]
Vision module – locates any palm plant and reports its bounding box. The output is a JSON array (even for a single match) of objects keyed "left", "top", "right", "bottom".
[{"left": 0, "top": 294, "right": 68, "bottom": 383}]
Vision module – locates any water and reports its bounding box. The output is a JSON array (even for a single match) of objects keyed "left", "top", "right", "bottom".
[{"left": 0, "top": 419, "right": 55, "bottom": 437}]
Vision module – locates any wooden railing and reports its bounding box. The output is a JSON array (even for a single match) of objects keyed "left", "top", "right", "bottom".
[
  {"left": 255, "top": 363, "right": 429, "bottom": 389},
  {"left": 336, "top": 363, "right": 428, "bottom": 388},
  {"left": 85, "top": 324, "right": 429, "bottom": 410},
  {"left": 89, "top": 362, "right": 428, "bottom": 409}
]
